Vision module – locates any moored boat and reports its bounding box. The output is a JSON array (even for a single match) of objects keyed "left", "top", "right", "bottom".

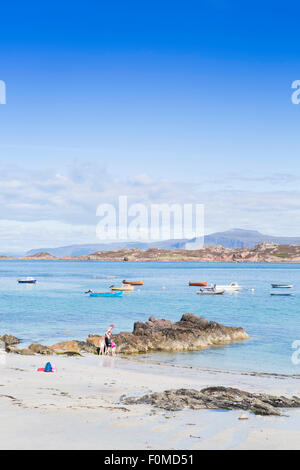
[
  {"left": 89, "top": 291, "right": 123, "bottom": 297},
  {"left": 197, "top": 288, "right": 224, "bottom": 295},
  {"left": 123, "top": 280, "right": 144, "bottom": 286},
  {"left": 270, "top": 292, "right": 294, "bottom": 296},
  {"left": 271, "top": 284, "right": 293, "bottom": 288},
  {"left": 110, "top": 284, "right": 134, "bottom": 292},
  {"left": 189, "top": 282, "right": 207, "bottom": 287},
  {"left": 214, "top": 282, "right": 243, "bottom": 292},
  {"left": 18, "top": 277, "right": 37, "bottom": 284}
]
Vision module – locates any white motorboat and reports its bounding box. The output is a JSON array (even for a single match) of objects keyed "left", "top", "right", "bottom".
[
  {"left": 214, "top": 282, "right": 243, "bottom": 292},
  {"left": 197, "top": 288, "right": 224, "bottom": 295},
  {"left": 110, "top": 284, "right": 134, "bottom": 292}
]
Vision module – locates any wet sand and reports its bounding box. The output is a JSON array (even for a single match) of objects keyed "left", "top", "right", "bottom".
[{"left": 0, "top": 353, "right": 300, "bottom": 450}]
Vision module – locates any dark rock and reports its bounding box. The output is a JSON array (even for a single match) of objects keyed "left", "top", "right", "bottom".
[
  {"left": 87, "top": 335, "right": 103, "bottom": 348},
  {"left": 28, "top": 343, "right": 54, "bottom": 355},
  {"left": 50, "top": 340, "right": 98, "bottom": 355},
  {"left": 6, "top": 346, "right": 35, "bottom": 355},
  {"left": 5, "top": 337, "right": 98, "bottom": 356},
  {"left": 124, "top": 386, "right": 300, "bottom": 416},
  {"left": 0, "top": 334, "right": 20, "bottom": 346},
  {"left": 58, "top": 351, "right": 82, "bottom": 356},
  {"left": 113, "top": 315, "right": 249, "bottom": 354},
  {"left": 76, "top": 341, "right": 98, "bottom": 354}
]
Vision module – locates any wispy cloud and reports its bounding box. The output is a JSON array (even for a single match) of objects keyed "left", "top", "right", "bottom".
[{"left": 0, "top": 161, "right": 300, "bottom": 252}]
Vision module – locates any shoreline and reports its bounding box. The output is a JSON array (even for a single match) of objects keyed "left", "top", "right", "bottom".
[
  {"left": 2, "top": 258, "right": 300, "bottom": 263},
  {"left": 1, "top": 353, "right": 300, "bottom": 449},
  {"left": 121, "top": 354, "right": 300, "bottom": 380},
  {"left": 2, "top": 241, "right": 300, "bottom": 262}
]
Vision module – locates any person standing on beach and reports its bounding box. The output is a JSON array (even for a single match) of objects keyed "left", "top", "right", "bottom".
[{"left": 104, "top": 324, "right": 114, "bottom": 355}]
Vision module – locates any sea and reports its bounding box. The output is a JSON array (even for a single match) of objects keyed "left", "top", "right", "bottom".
[{"left": 0, "top": 260, "right": 299, "bottom": 375}]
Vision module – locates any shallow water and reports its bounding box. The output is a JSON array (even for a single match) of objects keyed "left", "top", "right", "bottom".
[{"left": 0, "top": 260, "right": 299, "bottom": 375}]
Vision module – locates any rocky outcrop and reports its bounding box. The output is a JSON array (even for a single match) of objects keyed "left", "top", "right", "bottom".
[
  {"left": 28, "top": 343, "right": 55, "bottom": 355},
  {"left": 49, "top": 340, "right": 98, "bottom": 355},
  {"left": 0, "top": 334, "right": 20, "bottom": 347},
  {"left": 87, "top": 335, "right": 103, "bottom": 348},
  {"left": 124, "top": 386, "right": 300, "bottom": 416},
  {"left": 3, "top": 315, "right": 248, "bottom": 356},
  {"left": 4, "top": 339, "right": 98, "bottom": 356},
  {"left": 6, "top": 345, "right": 34, "bottom": 355},
  {"left": 111, "top": 314, "right": 249, "bottom": 354}
]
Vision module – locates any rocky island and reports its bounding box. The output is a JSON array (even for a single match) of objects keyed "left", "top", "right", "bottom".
[{"left": 12, "top": 242, "right": 300, "bottom": 262}]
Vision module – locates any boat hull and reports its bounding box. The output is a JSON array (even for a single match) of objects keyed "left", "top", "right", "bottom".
[
  {"left": 197, "top": 290, "right": 224, "bottom": 295},
  {"left": 270, "top": 293, "right": 294, "bottom": 296},
  {"left": 189, "top": 282, "right": 207, "bottom": 287},
  {"left": 123, "top": 280, "right": 143, "bottom": 286},
  {"left": 271, "top": 284, "right": 293, "bottom": 288},
  {"left": 18, "top": 280, "right": 37, "bottom": 284},
  {"left": 110, "top": 285, "right": 134, "bottom": 291},
  {"left": 90, "top": 292, "right": 123, "bottom": 297}
]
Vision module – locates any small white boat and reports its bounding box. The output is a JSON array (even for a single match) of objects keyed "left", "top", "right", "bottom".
[
  {"left": 271, "top": 284, "right": 293, "bottom": 289},
  {"left": 197, "top": 288, "right": 224, "bottom": 295},
  {"left": 214, "top": 282, "right": 243, "bottom": 292},
  {"left": 110, "top": 284, "right": 134, "bottom": 292}
]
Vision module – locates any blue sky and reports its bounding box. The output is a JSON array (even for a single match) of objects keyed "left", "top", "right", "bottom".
[{"left": 1, "top": 1, "right": 300, "bottom": 251}]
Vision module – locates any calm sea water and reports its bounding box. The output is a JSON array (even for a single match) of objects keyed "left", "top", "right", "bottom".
[{"left": 0, "top": 260, "right": 299, "bottom": 375}]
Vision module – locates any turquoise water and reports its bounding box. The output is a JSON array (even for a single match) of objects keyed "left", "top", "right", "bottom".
[{"left": 0, "top": 260, "right": 299, "bottom": 375}]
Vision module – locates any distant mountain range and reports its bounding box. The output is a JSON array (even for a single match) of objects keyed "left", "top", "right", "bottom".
[
  {"left": 203, "top": 228, "right": 300, "bottom": 249},
  {"left": 25, "top": 228, "right": 300, "bottom": 257}
]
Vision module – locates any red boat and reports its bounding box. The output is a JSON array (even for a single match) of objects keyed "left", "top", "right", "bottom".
[
  {"left": 123, "top": 280, "right": 144, "bottom": 286},
  {"left": 189, "top": 282, "right": 207, "bottom": 287}
]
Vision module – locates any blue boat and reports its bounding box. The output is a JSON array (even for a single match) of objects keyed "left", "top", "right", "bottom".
[
  {"left": 89, "top": 291, "right": 123, "bottom": 297},
  {"left": 18, "top": 277, "right": 37, "bottom": 284}
]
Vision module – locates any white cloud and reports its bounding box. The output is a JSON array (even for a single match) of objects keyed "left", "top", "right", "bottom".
[
  {"left": 0, "top": 219, "right": 98, "bottom": 253},
  {"left": 0, "top": 161, "right": 300, "bottom": 252}
]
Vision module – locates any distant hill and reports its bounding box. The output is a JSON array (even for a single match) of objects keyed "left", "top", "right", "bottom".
[
  {"left": 26, "top": 239, "right": 188, "bottom": 257},
  {"left": 25, "top": 229, "right": 300, "bottom": 257},
  {"left": 203, "top": 228, "right": 300, "bottom": 249}
]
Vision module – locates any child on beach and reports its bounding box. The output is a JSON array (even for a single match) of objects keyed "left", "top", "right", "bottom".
[
  {"left": 99, "top": 339, "right": 105, "bottom": 355},
  {"left": 111, "top": 341, "right": 116, "bottom": 356}
]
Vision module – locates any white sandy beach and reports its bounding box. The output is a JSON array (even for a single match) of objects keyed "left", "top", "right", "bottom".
[{"left": 0, "top": 353, "right": 300, "bottom": 450}]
